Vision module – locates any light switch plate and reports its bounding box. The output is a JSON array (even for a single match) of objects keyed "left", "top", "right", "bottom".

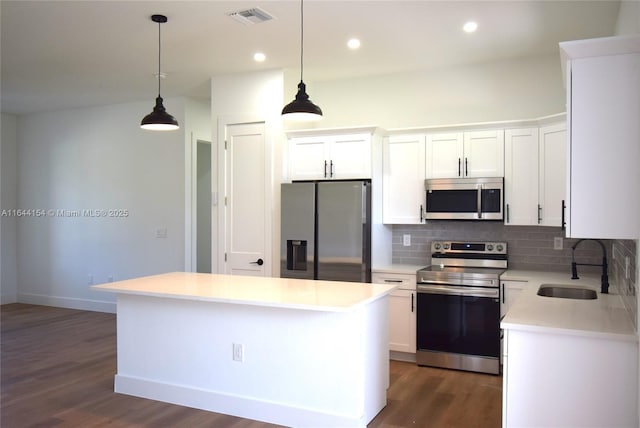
[{"left": 403, "top": 234, "right": 411, "bottom": 246}]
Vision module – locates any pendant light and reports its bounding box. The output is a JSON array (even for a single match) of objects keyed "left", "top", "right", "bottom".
[
  {"left": 281, "top": 0, "right": 323, "bottom": 121},
  {"left": 140, "top": 14, "right": 179, "bottom": 131}
]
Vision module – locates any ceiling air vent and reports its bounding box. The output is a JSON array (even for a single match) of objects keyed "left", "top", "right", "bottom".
[{"left": 228, "top": 7, "right": 275, "bottom": 25}]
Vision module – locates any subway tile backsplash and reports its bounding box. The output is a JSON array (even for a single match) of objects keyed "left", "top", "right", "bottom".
[{"left": 391, "top": 222, "right": 637, "bottom": 329}]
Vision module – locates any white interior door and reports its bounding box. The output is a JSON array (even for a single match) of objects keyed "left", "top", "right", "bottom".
[{"left": 224, "top": 122, "right": 267, "bottom": 276}]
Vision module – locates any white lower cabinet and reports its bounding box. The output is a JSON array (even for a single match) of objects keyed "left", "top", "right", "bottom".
[
  {"left": 388, "top": 289, "right": 416, "bottom": 353},
  {"left": 372, "top": 272, "right": 416, "bottom": 355},
  {"left": 502, "top": 328, "right": 637, "bottom": 427},
  {"left": 500, "top": 280, "right": 526, "bottom": 318}
]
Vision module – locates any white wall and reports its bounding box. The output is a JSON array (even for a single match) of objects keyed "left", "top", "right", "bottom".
[
  {"left": 210, "top": 69, "right": 284, "bottom": 276},
  {"left": 184, "top": 98, "right": 213, "bottom": 272},
  {"left": 15, "top": 98, "right": 207, "bottom": 312},
  {"left": 1, "top": 113, "right": 19, "bottom": 304},
  {"left": 616, "top": 1, "right": 640, "bottom": 35},
  {"left": 294, "top": 53, "right": 565, "bottom": 130}
]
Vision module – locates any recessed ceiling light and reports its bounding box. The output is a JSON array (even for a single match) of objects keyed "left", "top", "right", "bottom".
[
  {"left": 253, "top": 52, "right": 266, "bottom": 62},
  {"left": 463, "top": 21, "right": 478, "bottom": 33},
  {"left": 347, "top": 38, "right": 361, "bottom": 49}
]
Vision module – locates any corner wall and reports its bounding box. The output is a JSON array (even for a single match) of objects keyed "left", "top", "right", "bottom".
[
  {"left": 615, "top": 1, "right": 640, "bottom": 35},
  {"left": 301, "top": 54, "right": 565, "bottom": 130},
  {"left": 15, "top": 99, "right": 191, "bottom": 312},
  {"left": 1, "top": 113, "right": 18, "bottom": 304}
]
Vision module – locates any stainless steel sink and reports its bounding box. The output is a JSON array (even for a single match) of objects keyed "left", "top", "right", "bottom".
[{"left": 537, "top": 284, "right": 597, "bottom": 300}]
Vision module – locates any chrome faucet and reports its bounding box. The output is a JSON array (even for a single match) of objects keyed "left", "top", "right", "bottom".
[{"left": 571, "top": 239, "right": 609, "bottom": 294}]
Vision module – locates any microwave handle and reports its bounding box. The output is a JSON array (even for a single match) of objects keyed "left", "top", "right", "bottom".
[{"left": 477, "top": 184, "right": 482, "bottom": 219}]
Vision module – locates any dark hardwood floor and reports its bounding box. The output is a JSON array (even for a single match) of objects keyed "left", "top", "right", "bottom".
[{"left": 1, "top": 304, "right": 502, "bottom": 427}]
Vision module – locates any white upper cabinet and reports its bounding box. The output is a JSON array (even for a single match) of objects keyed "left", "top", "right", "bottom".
[
  {"left": 287, "top": 136, "right": 329, "bottom": 180},
  {"left": 426, "top": 130, "right": 504, "bottom": 178},
  {"left": 382, "top": 134, "right": 426, "bottom": 224},
  {"left": 288, "top": 132, "right": 372, "bottom": 180},
  {"left": 561, "top": 35, "right": 640, "bottom": 239},
  {"left": 504, "top": 120, "right": 567, "bottom": 227},
  {"left": 425, "top": 132, "right": 463, "bottom": 178},
  {"left": 464, "top": 130, "right": 505, "bottom": 177},
  {"left": 538, "top": 122, "right": 567, "bottom": 227},
  {"left": 504, "top": 128, "right": 539, "bottom": 225}
]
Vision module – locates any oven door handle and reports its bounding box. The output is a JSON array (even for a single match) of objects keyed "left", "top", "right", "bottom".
[{"left": 418, "top": 284, "right": 499, "bottom": 298}]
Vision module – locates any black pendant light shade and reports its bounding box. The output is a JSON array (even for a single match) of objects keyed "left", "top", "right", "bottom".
[
  {"left": 282, "top": 0, "right": 323, "bottom": 121},
  {"left": 141, "top": 96, "right": 179, "bottom": 130},
  {"left": 141, "top": 14, "right": 179, "bottom": 131},
  {"left": 281, "top": 81, "right": 323, "bottom": 121}
]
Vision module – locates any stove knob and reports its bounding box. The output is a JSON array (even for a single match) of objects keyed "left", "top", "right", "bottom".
[
  {"left": 496, "top": 244, "right": 504, "bottom": 252},
  {"left": 487, "top": 244, "right": 494, "bottom": 251},
  {"left": 434, "top": 242, "right": 441, "bottom": 251},
  {"left": 443, "top": 243, "right": 450, "bottom": 250}
]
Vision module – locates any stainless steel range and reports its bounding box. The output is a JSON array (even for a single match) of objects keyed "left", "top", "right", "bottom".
[{"left": 416, "top": 241, "right": 507, "bottom": 375}]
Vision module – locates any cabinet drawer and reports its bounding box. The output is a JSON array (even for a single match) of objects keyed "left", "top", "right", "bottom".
[{"left": 372, "top": 272, "right": 416, "bottom": 289}]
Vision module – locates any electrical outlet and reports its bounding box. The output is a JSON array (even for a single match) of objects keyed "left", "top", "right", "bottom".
[
  {"left": 233, "top": 343, "right": 244, "bottom": 362},
  {"left": 107, "top": 275, "right": 114, "bottom": 283},
  {"left": 403, "top": 234, "right": 411, "bottom": 247},
  {"left": 553, "top": 237, "right": 563, "bottom": 250},
  {"left": 156, "top": 228, "right": 168, "bottom": 238}
]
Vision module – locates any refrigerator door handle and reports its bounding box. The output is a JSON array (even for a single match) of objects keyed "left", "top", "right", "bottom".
[{"left": 362, "top": 184, "right": 367, "bottom": 223}]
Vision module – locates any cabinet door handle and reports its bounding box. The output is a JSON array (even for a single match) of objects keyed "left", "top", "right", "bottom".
[
  {"left": 384, "top": 279, "right": 403, "bottom": 283},
  {"left": 250, "top": 258, "right": 264, "bottom": 266},
  {"left": 476, "top": 184, "right": 482, "bottom": 219},
  {"left": 506, "top": 203, "right": 510, "bottom": 223},
  {"left": 419, "top": 204, "right": 424, "bottom": 223},
  {"left": 324, "top": 160, "right": 328, "bottom": 178},
  {"left": 561, "top": 199, "right": 566, "bottom": 230},
  {"left": 330, "top": 160, "right": 334, "bottom": 178},
  {"left": 537, "top": 204, "right": 542, "bottom": 224},
  {"left": 411, "top": 293, "right": 414, "bottom": 313},
  {"left": 458, "top": 158, "right": 461, "bottom": 177},
  {"left": 465, "top": 157, "right": 469, "bottom": 176},
  {"left": 501, "top": 283, "right": 505, "bottom": 304}
]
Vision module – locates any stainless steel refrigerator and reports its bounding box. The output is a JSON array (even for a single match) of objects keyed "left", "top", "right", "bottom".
[{"left": 280, "top": 180, "right": 372, "bottom": 282}]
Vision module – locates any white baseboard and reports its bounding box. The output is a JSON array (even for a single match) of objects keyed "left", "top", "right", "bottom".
[
  {"left": 115, "top": 374, "right": 367, "bottom": 428},
  {"left": 17, "top": 292, "right": 116, "bottom": 313},
  {"left": 1, "top": 293, "right": 18, "bottom": 305}
]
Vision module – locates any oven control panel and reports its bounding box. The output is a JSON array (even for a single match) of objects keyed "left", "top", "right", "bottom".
[{"left": 431, "top": 241, "right": 507, "bottom": 255}]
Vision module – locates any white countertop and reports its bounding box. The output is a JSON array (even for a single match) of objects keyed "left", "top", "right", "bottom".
[
  {"left": 501, "top": 270, "right": 637, "bottom": 342},
  {"left": 372, "top": 264, "right": 425, "bottom": 275},
  {"left": 92, "top": 272, "right": 397, "bottom": 312}
]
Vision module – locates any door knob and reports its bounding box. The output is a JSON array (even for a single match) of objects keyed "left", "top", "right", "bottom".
[{"left": 250, "top": 258, "right": 264, "bottom": 266}]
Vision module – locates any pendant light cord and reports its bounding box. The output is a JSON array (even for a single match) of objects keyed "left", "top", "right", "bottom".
[
  {"left": 157, "top": 19, "right": 162, "bottom": 97},
  {"left": 299, "top": 0, "right": 304, "bottom": 82}
]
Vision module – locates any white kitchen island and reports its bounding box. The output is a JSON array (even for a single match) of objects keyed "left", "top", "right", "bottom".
[{"left": 93, "top": 272, "right": 396, "bottom": 428}]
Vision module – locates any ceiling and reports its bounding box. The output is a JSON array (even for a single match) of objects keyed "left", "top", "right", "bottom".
[{"left": 1, "top": 0, "right": 621, "bottom": 115}]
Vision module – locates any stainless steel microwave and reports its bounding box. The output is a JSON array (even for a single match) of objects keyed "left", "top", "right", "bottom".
[{"left": 424, "top": 177, "right": 504, "bottom": 220}]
